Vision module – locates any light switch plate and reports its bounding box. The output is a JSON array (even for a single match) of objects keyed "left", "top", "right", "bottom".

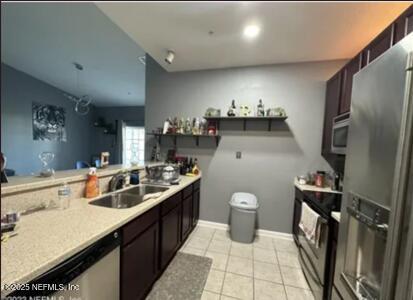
[{"left": 236, "top": 151, "right": 242, "bottom": 159}]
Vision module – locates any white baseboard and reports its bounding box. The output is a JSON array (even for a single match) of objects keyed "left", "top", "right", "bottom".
[
  {"left": 257, "top": 228, "right": 293, "bottom": 240},
  {"left": 197, "top": 220, "right": 229, "bottom": 230},
  {"left": 197, "top": 219, "right": 293, "bottom": 241}
]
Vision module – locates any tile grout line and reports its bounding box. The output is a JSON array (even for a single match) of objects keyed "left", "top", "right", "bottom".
[
  {"left": 219, "top": 238, "right": 232, "bottom": 298},
  {"left": 274, "top": 239, "right": 290, "bottom": 299},
  {"left": 274, "top": 245, "right": 289, "bottom": 299},
  {"left": 222, "top": 269, "right": 285, "bottom": 286},
  {"left": 201, "top": 227, "right": 217, "bottom": 296},
  {"left": 204, "top": 228, "right": 216, "bottom": 256},
  {"left": 204, "top": 230, "right": 308, "bottom": 299},
  {"left": 252, "top": 245, "right": 256, "bottom": 300}
]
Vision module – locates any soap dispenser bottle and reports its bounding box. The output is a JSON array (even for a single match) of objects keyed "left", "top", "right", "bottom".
[{"left": 86, "top": 167, "right": 100, "bottom": 198}]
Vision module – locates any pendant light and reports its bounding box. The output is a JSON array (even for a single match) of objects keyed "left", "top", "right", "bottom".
[{"left": 63, "top": 62, "right": 92, "bottom": 115}]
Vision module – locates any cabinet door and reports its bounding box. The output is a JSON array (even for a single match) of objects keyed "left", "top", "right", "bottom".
[
  {"left": 121, "top": 222, "right": 159, "bottom": 300},
  {"left": 192, "top": 189, "right": 200, "bottom": 226},
  {"left": 407, "top": 6, "right": 413, "bottom": 35},
  {"left": 339, "top": 55, "right": 361, "bottom": 114},
  {"left": 366, "top": 26, "right": 393, "bottom": 64},
  {"left": 160, "top": 204, "right": 182, "bottom": 269},
  {"left": 393, "top": 5, "right": 413, "bottom": 44},
  {"left": 321, "top": 72, "right": 341, "bottom": 155},
  {"left": 181, "top": 195, "right": 193, "bottom": 241}
]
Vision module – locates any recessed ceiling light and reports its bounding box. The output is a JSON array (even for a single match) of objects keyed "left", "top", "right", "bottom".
[{"left": 243, "top": 25, "right": 260, "bottom": 39}]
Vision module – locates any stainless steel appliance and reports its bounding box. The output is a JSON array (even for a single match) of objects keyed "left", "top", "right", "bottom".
[
  {"left": 9, "top": 231, "right": 120, "bottom": 299},
  {"left": 331, "top": 113, "right": 350, "bottom": 155},
  {"left": 293, "top": 189, "right": 342, "bottom": 300},
  {"left": 335, "top": 33, "right": 413, "bottom": 300}
]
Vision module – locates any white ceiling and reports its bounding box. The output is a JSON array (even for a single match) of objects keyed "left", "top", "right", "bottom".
[
  {"left": 1, "top": 2, "right": 146, "bottom": 106},
  {"left": 97, "top": 2, "right": 410, "bottom": 72}
]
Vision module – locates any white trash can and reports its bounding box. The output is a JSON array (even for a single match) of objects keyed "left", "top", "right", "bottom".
[{"left": 229, "top": 192, "right": 259, "bottom": 243}]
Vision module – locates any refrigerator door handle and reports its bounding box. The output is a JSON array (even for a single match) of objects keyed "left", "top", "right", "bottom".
[{"left": 406, "top": 51, "right": 413, "bottom": 72}]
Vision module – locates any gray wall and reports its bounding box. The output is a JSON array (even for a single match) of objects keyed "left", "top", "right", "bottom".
[
  {"left": 1, "top": 63, "right": 95, "bottom": 175},
  {"left": 1, "top": 63, "right": 145, "bottom": 174},
  {"left": 93, "top": 106, "right": 145, "bottom": 164},
  {"left": 145, "top": 56, "right": 346, "bottom": 233}
]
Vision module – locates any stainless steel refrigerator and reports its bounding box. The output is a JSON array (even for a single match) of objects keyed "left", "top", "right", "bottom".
[{"left": 334, "top": 33, "right": 413, "bottom": 300}]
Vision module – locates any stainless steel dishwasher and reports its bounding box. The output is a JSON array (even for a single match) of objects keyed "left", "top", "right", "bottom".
[{"left": 7, "top": 230, "right": 120, "bottom": 300}]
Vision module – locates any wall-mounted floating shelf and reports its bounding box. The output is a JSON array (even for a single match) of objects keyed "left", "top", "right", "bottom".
[
  {"left": 204, "top": 116, "right": 288, "bottom": 131},
  {"left": 148, "top": 133, "right": 221, "bottom": 147},
  {"left": 93, "top": 118, "right": 117, "bottom": 135}
]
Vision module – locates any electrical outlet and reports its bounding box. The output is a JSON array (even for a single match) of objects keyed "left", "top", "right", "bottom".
[{"left": 236, "top": 151, "right": 242, "bottom": 159}]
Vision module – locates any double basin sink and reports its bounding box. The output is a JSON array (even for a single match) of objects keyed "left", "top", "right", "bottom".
[{"left": 89, "top": 185, "right": 169, "bottom": 209}]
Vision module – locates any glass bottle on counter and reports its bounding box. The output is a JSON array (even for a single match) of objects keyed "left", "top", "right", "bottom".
[{"left": 58, "top": 182, "right": 71, "bottom": 210}]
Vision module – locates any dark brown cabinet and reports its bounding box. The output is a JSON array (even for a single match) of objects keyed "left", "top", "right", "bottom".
[
  {"left": 407, "top": 9, "right": 413, "bottom": 35},
  {"left": 121, "top": 180, "right": 201, "bottom": 300},
  {"left": 321, "top": 72, "right": 341, "bottom": 156},
  {"left": 121, "top": 222, "right": 159, "bottom": 300},
  {"left": 365, "top": 26, "right": 393, "bottom": 64},
  {"left": 160, "top": 204, "right": 182, "bottom": 269},
  {"left": 393, "top": 5, "right": 413, "bottom": 44},
  {"left": 181, "top": 194, "right": 193, "bottom": 241},
  {"left": 339, "top": 55, "right": 361, "bottom": 114},
  {"left": 321, "top": 5, "right": 412, "bottom": 169},
  {"left": 192, "top": 188, "right": 200, "bottom": 226}
]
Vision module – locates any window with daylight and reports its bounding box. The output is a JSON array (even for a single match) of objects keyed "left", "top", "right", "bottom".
[{"left": 123, "top": 126, "right": 145, "bottom": 166}]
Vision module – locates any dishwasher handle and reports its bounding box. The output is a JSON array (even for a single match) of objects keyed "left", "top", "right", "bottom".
[{"left": 9, "top": 230, "right": 120, "bottom": 297}]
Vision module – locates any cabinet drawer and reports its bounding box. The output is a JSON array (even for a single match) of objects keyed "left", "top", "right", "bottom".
[
  {"left": 122, "top": 206, "right": 159, "bottom": 246},
  {"left": 193, "top": 180, "right": 201, "bottom": 191},
  {"left": 183, "top": 185, "right": 193, "bottom": 199},
  {"left": 161, "top": 192, "right": 182, "bottom": 216}
]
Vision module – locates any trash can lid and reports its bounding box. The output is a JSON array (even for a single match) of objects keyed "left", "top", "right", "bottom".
[{"left": 229, "top": 192, "right": 259, "bottom": 210}]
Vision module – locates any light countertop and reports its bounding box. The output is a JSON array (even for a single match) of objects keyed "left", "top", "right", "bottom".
[
  {"left": 1, "top": 174, "right": 201, "bottom": 297},
  {"left": 294, "top": 178, "right": 342, "bottom": 194},
  {"left": 331, "top": 212, "right": 341, "bottom": 223}
]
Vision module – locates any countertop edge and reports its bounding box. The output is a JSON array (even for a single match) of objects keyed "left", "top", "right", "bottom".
[
  {"left": 1, "top": 174, "right": 201, "bottom": 296},
  {"left": 1, "top": 164, "right": 147, "bottom": 195},
  {"left": 294, "top": 178, "right": 343, "bottom": 194}
]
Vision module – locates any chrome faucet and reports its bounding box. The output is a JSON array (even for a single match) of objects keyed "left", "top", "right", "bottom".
[{"left": 109, "top": 171, "right": 126, "bottom": 192}]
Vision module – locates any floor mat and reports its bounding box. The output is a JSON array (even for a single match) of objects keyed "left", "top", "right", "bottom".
[{"left": 146, "top": 252, "right": 212, "bottom": 300}]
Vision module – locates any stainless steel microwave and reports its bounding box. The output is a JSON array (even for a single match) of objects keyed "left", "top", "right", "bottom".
[{"left": 331, "top": 113, "right": 350, "bottom": 155}]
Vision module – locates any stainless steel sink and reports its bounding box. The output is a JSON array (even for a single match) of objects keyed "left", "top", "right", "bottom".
[
  {"left": 125, "top": 185, "right": 169, "bottom": 196},
  {"left": 89, "top": 185, "right": 169, "bottom": 209}
]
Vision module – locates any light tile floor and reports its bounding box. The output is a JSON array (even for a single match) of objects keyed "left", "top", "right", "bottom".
[{"left": 178, "top": 225, "right": 315, "bottom": 300}]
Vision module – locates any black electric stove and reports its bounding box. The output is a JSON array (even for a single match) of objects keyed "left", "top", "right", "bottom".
[
  {"left": 294, "top": 189, "right": 342, "bottom": 300},
  {"left": 302, "top": 190, "right": 342, "bottom": 218}
]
